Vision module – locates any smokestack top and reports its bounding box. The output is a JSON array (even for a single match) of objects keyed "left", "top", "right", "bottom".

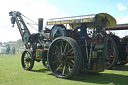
[{"left": 38, "top": 18, "right": 44, "bottom": 20}]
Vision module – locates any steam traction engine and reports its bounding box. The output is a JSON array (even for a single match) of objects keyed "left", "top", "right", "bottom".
[
  {"left": 9, "top": 11, "right": 118, "bottom": 78},
  {"left": 106, "top": 24, "right": 128, "bottom": 66}
]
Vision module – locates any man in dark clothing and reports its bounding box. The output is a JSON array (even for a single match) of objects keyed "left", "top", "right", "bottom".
[{"left": 6, "top": 44, "right": 11, "bottom": 54}]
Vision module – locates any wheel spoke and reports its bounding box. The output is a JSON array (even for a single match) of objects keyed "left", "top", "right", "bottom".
[
  {"left": 61, "top": 42, "right": 64, "bottom": 50},
  {"left": 70, "top": 51, "right": 74, "bottom": 55},
  {"left": 65, "top": 48, "right": 73, "bottom": 55},
  {"left": 68, "top": 62, "right": 73, "bottom": 67},
  {"left": 62, "top": 64, "right": 66, "bottom": 74},
  {"left": 24, "top": 61, "right": 27, "bottom": 64},
  {"left": 66, "top": 56, "right": 74, "bottom": 58},
  {"left": 55, "top": 45, "right": 60, "bottom": 52},
  {"left": 27, "top": 62, "right": 30, "bottom": 68},
  {"left": 60, "top": 45, "right": 63, "bottom": 54},
  {"left": 63, "top": 43, "right": 68, "bottom": 54},
  {"left": 25, "top": 62, "right": 29, "bottom": 68},
  {"left": 26, "top": 52, "right": 29, "bottom": 57},
  {"left": 52, "top": 53, "right": 56, "bottom": 55},
  {"left": 53, "top": 60, "right": 60, "bottom": 64},
  {"left": 24, "top": 54, "right": 27, "bottom": 58},
  {"left": 24, "top": 58, "right": 26, "bottom": 61},
  {"left": 56, "top": 63, "right": 62, "bottom": 71},
  {"left": 68, "top": 65, "right": 71, "bottom": 72},
  {"left": 71, "top": 60, "right": 75, "bottom": 64}
]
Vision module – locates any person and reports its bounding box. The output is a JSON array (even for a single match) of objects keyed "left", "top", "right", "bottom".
[
  {"left": 12, "top": 47, "right": 15, "bottom": 54},
  {"left": 80, "top": 23, "right": 88, "bottom": 44},
  {"left": 6, "top": 44, "right": 11, "bottom": 54}
]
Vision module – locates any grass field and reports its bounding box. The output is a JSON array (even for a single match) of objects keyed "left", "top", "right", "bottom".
[{"left": 0, "top": 54, "right": 128, "bottom": 85}]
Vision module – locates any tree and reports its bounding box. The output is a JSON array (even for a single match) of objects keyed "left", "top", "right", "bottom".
[{"left": 16, "top": 39, "right": 24, "bottom": 49}]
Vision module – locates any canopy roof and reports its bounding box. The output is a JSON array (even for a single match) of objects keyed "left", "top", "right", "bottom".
[{"left": 47, "top": 13, "right": 116, "bottom": 27}]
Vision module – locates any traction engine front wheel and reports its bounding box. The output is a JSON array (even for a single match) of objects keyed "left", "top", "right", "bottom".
[
  {"left": 21, "top": 50, "right": 34, "bottom": 70},
  {"left": 47, "top": 37, "right": 82, "bottom": 78}
]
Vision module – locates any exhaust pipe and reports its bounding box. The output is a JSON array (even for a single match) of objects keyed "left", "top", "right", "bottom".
[{"left": 38, "top": 18, "right": 43, "bottom": 33}]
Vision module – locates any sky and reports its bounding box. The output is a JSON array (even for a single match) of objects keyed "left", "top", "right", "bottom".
[{"left": 0, "top": 0, "right": 128, "bottom": 42}]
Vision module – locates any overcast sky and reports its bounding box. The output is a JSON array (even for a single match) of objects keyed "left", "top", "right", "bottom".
[{"left": 0, "top": 0, "right": 128, "bottom": 42}]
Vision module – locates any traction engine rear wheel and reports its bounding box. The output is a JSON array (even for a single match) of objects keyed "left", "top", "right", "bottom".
[
  {"left": 47, "top": 37, "right": 82, "bottom": 78},
  {"left": 21, "top": 50, "right": 34, "bottom": 70}
]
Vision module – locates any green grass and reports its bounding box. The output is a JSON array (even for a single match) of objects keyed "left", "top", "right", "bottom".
[{"left": 0, "top": 54, "right": 128, "bottom": 85}]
